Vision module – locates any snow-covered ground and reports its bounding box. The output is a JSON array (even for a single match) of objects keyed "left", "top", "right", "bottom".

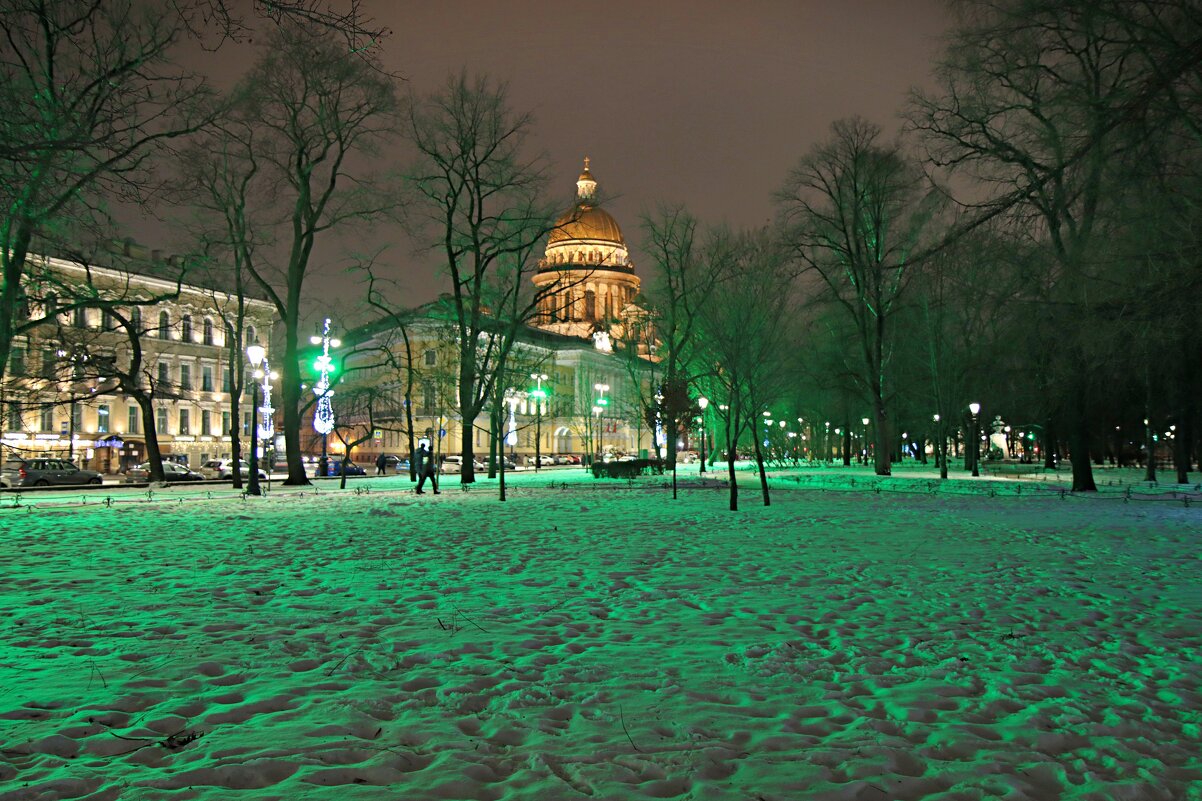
[{"left": 2, "top": 465, "right": 1200, "bottom": 800}]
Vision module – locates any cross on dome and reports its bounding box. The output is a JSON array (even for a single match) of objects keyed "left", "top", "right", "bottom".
[{"left": 576, "top": 156, "right": 597, "bottom": 202}]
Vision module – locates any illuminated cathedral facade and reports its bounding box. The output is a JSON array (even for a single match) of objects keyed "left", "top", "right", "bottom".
[{"left": 532, "top": 158, "right": 642, "bottom": 345}]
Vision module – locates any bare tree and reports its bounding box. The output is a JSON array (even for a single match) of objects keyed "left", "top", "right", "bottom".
[
  {"left": 0, "top": 0, "right": 216, "bottom": 386},
  {"left": 214, "top": 22, "right": 399, "bottom": 485},
  {"left": 402, "top": 73, "right": 563, "bottom": 484},
  {"left": 910, "top": 1, "right": 1158, "bottom": 490},
  {"left": 639, "top": 207, "right": 728, "bottom": 469},
  {"left": 696, "top": 230, "right": 795, "bottom": 510},
  {"left": 778, "top": 117, "right": 942, "bottom": 477}
]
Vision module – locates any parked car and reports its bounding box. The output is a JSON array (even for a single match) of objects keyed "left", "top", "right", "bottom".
[
  {"left": 124, "top": 461, "right": 206, "bottom": 483},
  {"left": 325, "top": 460, "right": 366, "bottom": 477},
  {"left": 198, "top": 459, "right": 267, "bottom": 481},
  {"left": 0, "top": 472, "right": 11, "bottom": 489},
  {"left": 1, "top": 458, "right": 104, "bottom": 487},
  {"left": 536, "top": 455, "right": 556, "bottom": 466}
]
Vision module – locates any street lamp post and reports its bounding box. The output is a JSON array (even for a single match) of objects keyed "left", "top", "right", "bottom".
[
  {"left": 861, "top": 417, "right": 870, "bottom": 465},
  {"left": 245, "top": 343, "right": 266, "bottom": 495},
  {"left": 505, "top": 392, "right": 519, "bottom": 461},
  {"left": 594, "top": 383, "right": 609, "bottom": 461},
  {"left": 310, "top": 318, "right": 340, "bottom": 479},
  {"left": 256, "top": 359, "right": 277, "bottom": 491},
  {"left": 697, "top": 396, "right": 708, "bottom": 474},
  {"left": 969, "top": 402, "right": 981, "bottom": 477},
  {"left": 530, "top": 373, "right": 548, "bottom": 470}
]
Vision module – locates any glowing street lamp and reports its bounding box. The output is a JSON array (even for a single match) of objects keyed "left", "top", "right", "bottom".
[
  {"left": 861, "top": 417, "right": 870, "bottom": 465},
  {"left": 697, "top": 396, "right": 708, "bottom": 474},
  {"left": 968, "top": 402, "right": 981, "bottom": 477},
  {"left": 245, "top": 342, "right": 266, "bottom": 496},
  {"left": 530, "top": 373, "right": 548, "bottom": 470},
  {"left": 594, "top": 383, "right": 609, "bottom": 461},
  {"left": 505, "top": 392, "right": 519, "bottom": 459}
]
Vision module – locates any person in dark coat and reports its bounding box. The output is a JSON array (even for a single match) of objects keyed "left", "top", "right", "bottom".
[
  {"left": 376, "top": 453, "right": 387, "bottom": 475},
  {"left": 415, "top": 443, "right": 439, "bottom": 494}
]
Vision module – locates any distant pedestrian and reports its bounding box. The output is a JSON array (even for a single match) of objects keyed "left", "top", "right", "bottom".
[
  {"left": 376, "top": 453, "right": 387, "bottom": 475},
  {"left": 415, "top": 443, "right": 439, "bottom": 494}
]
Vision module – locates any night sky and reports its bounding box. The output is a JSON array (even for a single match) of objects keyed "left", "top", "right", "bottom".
[{"left": 161, "top": 1, "right": 951, "bottom": 317}]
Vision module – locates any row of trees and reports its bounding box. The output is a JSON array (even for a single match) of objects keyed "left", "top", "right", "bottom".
[
  {"left": 634, "top": 0, "right": 1202, "bottom": 506},
  {"left": 6, "top": 0, "right": 1200, "bottom": 504}
]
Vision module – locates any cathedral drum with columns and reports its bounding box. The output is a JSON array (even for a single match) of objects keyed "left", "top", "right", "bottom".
[{"left": 533, "top": 158, "right": 641, "bottom": 342}]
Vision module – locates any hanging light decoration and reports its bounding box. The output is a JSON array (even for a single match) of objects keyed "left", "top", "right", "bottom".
[{"left": 312, "top": 318, "right": 338, "bottom": 435}]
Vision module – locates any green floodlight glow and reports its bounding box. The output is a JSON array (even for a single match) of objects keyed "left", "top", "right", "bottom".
[
  {"left": 596, "top": 397, "right": 609, "bottom": 406},
  {"left": 314, "top": 354, "right": 335, "bottom": 374},
  {"left": 530, "top": 388, "right": 547, "bottom": 399}
]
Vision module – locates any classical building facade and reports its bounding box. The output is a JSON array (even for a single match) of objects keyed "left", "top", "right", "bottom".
[
  {"left": 1, "top": 246, "right": 275, "bottom": 472},
  {"left": 340, "top": 159, "right": 659, "bottom": 466}
]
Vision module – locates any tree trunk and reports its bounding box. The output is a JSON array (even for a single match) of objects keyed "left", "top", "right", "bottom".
[
  {"left": 281, "top": 309, "right": 309, "bottom": 485},
  {"left": 873, "top": 403, "right": 891, "bottom": 477},
  {"left": 137, "top": 397, "right": 165, "bottom": 482},
  {"left": 752, "top": 427, "right": 770, "bottom": 507},
  {"left": 1042, "top": 420, "right": 1057, "bottom": 470},
  {"left": 1069, "top": 382, "right": 1097, "bottom": 492},
  {"left": 842, "top": 424, "right": 851, "bottom": 467}
]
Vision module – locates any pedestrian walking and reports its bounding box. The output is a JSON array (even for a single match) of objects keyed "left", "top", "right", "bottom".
[
  {"left": 415, "top": 443, "right": 440, "bottom": 494},
  {"left": 376, "top": 452, "right": 387, "bottom": 475}
]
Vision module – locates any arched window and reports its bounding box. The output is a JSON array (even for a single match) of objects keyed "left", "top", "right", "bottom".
[
  {"left": 158, "top": 311, "right": 170, "bottom": 339},
  {"left": 181, "top": 315, "right": 193, "bottom": 342},
  {"left": 202, "top": 318, "right": 214, "bottom": 345},
  {"left": 129, "top": 305, "right": 142, "bottom": 332},
  {"left": 246, "top": 325, "right": 257, "bottom": 347}
]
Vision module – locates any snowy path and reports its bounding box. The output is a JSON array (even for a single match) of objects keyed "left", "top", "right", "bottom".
[{"left": 2, "top": 475, "right": 1200, "bottom": 800}]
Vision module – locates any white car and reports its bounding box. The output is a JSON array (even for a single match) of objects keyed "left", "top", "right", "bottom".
[
  {"left": 536, "top": 455, "right": 556, "bottom": 466},
  {"left": 198, "top": 459, "right": 266, "bottom": 480}
]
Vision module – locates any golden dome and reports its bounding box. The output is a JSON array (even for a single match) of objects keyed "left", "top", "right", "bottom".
[{"left": 548, "top": 204, "right": 625, "bottom": 246}]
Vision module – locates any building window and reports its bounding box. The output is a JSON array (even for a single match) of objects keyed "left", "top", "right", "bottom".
[
  {"left": 7, "top": 402, "right": 22, "bottom": 431},
  {"left": 422, "top": 381, "right": 435, "bottom": 410},
  {"left": 156, "top": 406, "right": 168, "bottom": 434},
  {"left": 181, "top": 315, "right": 193, "bottom": 342},
  {"left": 129, "top": 305, "right": 141, "bottom": 332},
  {"left": 242, "top": 411, "right": 252, "bottom": 436},
  {"left": 73, "top": 307, "right": 88, "bottom": 328},
  {"left": 101, "top": 307, "right": 115, "bottom": 331},
  {"left": 157, "top": 362, "right": 170, "bottom": 387},
  {"left": 96, "top": 404, "right": 110, "bottom": 434},
  {"left": 246, "top": 325, "right": 256, "bottom": 347},
  {"left": 44, "top": 293, "right": 57, "bottom": 317},
  {"left": 201, "top": 410, "right": 212, "bottom": 436},
  {"left": 71, "top": 404, "right": 82, "bottom": 432},
  {"left": 424, "top": 349, "right": 437, "bottom": 366},
  {"left": 41, "top": 348, "right": 58, "bottom": 380},
  {"left": 9, "top": 346, "right": 25, "bottom": 376},
  {"left": 222, "top": 365, "right": 231, "bottom": 392},
  {"left": 158, "top": 311, "right": 170, "bottom": 339},
  {"left": 41, "top": 407, "right": 54, "bottom": 432},
  {"left": 202, "top": 365, "right": 213, "bottom": 392},
  {"left": 222, "top": 411, "right": 231, "bottom": 437},
  {"left": 179, "top": 364, "right": 191, "bottom": 391},
  {"left": 128, "top": 405, "right": 140, "bottom": 434},
  {"left": 203, "top": 318, "right": 214, "bottom": 345},
  {"left": 585, "top": 290, "right": 596, "bottom": 320},
  {"left": 178, "top": 408, "right": 190, "bottom": 435}
]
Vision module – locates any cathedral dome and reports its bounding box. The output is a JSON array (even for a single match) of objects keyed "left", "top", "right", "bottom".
[{"left": 548, "top": 204, "right": 625, "bottom": 247}]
